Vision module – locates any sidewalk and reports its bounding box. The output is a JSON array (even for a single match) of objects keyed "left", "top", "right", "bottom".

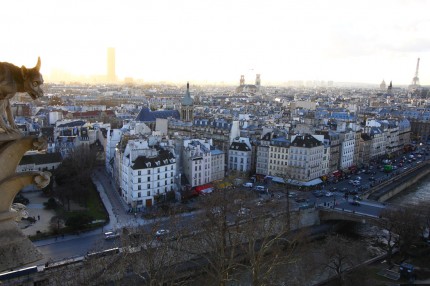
[
  {"left": 32, "top": 169, "right": 202, "bottom": 247},
  {"left": 18, "top": 191, "right": 56, "bottom": 237}
]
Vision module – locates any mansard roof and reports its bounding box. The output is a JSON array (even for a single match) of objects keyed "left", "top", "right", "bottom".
[
  {"left": 229, "top": 141, "right": 251, "bottom": 152},
  {"left": 369, "top": 127, "right": 383, "bottom": 136},
  {"left": 131, "top": 149, "right": 175, "bottom": 170},
  {"left": 271, "top": 136, "right": 290, "bottom": 147},
  {"left": 291, "top": 134, "right": 322, "bottom": 148},
  {"left": 261, "top": 132, "right": 272, "bottom": 141},
  {"left": 361, "top": 133, "right": 372, "bottom": 141},
  {"left": 57, "top": 120, "right": 86, "bottom": 128},
  {"left": 19, "top": 152, "right": 62, "bottom": 166}
]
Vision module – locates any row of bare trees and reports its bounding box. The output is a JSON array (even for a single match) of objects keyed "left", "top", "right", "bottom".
[
  {"left": 42, "top": 186, "right": 309, "bottom": 285},
  {"left": 376, "top": 201, "right": 430, "bottom": 266},
  {"left": 41, "top": 183, "right": 430, "bottom": 285}
]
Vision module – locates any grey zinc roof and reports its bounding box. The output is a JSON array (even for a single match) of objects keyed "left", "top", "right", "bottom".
[
  {"left": 229, "top": 142, "right": 251, "bottom": 151},
  {"left": 181, "top": 83, "right": 194, "bottom": 106},
  {"left": 210, "top": 149, "right": 224, "bottom": 156},
  {"left": 182, "top": 91, "right": 193, "bottom": 106},
  {"left": 19, "top": 152, "right": 62, "bottom": 166},
  {"left": 135, "top": 107, "right": 180, "bottom": 122},
  {"left": 57, "top": 120, "right": 86, "bottom": 128}
]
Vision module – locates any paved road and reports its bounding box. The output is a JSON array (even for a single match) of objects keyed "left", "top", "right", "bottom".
[{"left": 29, "top": 149, "right": 427, "bottom": 266}]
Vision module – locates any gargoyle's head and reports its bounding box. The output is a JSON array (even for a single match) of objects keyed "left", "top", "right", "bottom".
[{"left": 21, "top": 57, "right": 44, "bottom": 100}]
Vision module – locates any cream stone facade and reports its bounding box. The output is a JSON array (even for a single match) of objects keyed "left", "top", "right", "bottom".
[{"left": 287, "top": 134, "right": 324, "bottom": 182}]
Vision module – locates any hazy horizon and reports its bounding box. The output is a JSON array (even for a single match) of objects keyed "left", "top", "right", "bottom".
[{"left": 3, "top": 0, "right": 430, "bottom": 86}]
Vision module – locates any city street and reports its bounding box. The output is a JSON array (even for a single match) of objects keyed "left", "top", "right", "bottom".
[{"left": 28, "top": 147, "right": 427, "bottom": 266}]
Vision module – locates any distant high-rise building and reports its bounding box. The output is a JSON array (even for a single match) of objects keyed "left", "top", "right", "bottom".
[
  {"left": 107, "top": 47, "right": 116, "bottom": 83},
  {"left": 255, "top": 74, "right": 261, "bottom": 88}
]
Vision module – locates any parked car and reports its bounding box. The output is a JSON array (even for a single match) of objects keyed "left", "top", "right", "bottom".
[
  {"left": 155, "top": 229, "right": 170, "bottom": 238},
  {"left": 295, "top": 197, "right": 306, "bottom": 203},
  {"left": 243, "top": 182, "right": 253, "bottom": 188},
  {"left": 254, "top": 186, "right": 266, "bottom": 192},
  {"left": 349, "top": 200, "right": 360, "bottom": 206},
  {"left": 237, "top": 208, "right": 251, "bottom": 217},
  {"left": 299, "top": 203, "right": 313, "bottom": 210},
  {"left": 352, "top": 180, "right": 361, "bottom": 186},
  {"left": 104, "top": 231, "right": 120, "bottom": 240},
  {"left": 324, "top": 191, "right": 334, "bottom": 197}
]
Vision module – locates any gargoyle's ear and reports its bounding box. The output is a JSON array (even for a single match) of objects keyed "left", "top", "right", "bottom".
[
  {"left": 21, "top": 66, "right": 28, "bottom": 79},
  {"left": 35, "top": 57, "right": 41, "bottom": 71}
]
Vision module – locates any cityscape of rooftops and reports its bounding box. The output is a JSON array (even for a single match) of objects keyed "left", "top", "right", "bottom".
[
  {"left": 2, "top": 0, "right": 430, "bottom": 285},
  {"left": 3, "top": 0, "right": 430, "bottom": 86}
]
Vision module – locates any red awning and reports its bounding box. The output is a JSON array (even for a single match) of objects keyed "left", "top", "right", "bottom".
[
  {"left": 332, "top": 170, "right": 342, "bottom": 177},
  {"left": 195, "top": 183, "right": 213, "bottom": 193}
]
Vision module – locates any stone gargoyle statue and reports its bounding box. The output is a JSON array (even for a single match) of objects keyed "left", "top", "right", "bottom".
[{"left": 0, "top": 57, "right": 44, "bottom": 135}]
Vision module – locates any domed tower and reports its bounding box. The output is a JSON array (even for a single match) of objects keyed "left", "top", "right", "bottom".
[
  {"left": 181, "top": 82, "right": 194, "bottom": 122},
  {"left": 380, "top": 79, "right": 386, "bottom": 90}
]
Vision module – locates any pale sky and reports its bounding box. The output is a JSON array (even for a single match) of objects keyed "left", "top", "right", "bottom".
[{"left": 2, "top": 0, "right": 430, "bottom": 85}]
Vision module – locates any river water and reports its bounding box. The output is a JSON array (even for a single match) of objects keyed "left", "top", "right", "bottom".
[
  {"left": 352, "top": 174, "right": 430, "bottom": 241},
  {"left": 388, "top": 175, "right": 430, "bottom": 205}
]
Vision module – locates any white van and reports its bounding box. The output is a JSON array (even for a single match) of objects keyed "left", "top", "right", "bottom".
[
  {"left": 254, "top": 186, "right": 266, "bottom": 192},
  {"left": 243, "top": 182, "right": 253, "bottom": 188}
]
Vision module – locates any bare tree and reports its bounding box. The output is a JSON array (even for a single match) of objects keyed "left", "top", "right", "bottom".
[
  {"left": 276, "top": 172, "right": 295, "bottom": 231},
  {"left": 315, "top": 234, "right": 363, "bottom": 286},
  {"left": 415, "top": 201, "right": 430, "bottom": 241},
  {"left": 116, "top": 217, "right": 192, "bottom": 286},
  {"left": 182, "top": 187, "right": 248, "bottom": 286},
  {"left": 236, "top": 206, "right": 304, "bottom": 286},
  {"left": 379, "top": 204, "right": 422, "bottom": 262}
]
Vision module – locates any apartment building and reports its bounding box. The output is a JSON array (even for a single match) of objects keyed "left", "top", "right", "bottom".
[
  {"left": 339, "top": 130, "right": 355, "bottom": 169},
  {"left": 315, "top": 130, "right": 340, "bottom": 172},
  {"left": 267, "top": 136, "right": 290, "bottom": 177},
  {"left": 120, "top": 139, "right": 176, "bottom": 209},
  {"left": 183, "top": 139, "right": 224, "bottom": 187},
  {"left": 228, "top": 137, "right": 252, "bottom": 173},
  {"left": 287, "top": 134, "right": 324, "bottom": 182},
  {"left": 256, "top": 132, "right": 271, "bottom": 176}
]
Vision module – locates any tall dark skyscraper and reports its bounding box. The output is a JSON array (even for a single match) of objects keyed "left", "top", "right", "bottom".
[{"left": 107, "top": 47, "right": 116, "bottom": 83}]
